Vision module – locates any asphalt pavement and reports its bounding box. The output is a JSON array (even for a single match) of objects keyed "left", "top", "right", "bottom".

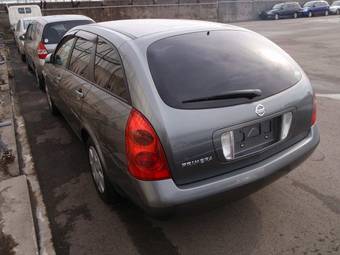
[{"left": 9, "top": 15, "right": 340, "bottom": 255}]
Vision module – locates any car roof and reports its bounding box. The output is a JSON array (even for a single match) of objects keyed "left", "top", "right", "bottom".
[
  {"left": 8, "top": 5, "right": 40, "bottom": 9},
  {"left": 19, "top": 16, "right": 39, "bottom": 21},
  {"left": 34, "top": 15, "right": 93, "bottom": 24},
  {"left": 88, "top": 19, "right": 243, "bottom": 39}
]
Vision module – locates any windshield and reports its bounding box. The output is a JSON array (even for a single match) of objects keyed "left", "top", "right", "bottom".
[
  {"left": 304, "top": 1, "right": 315, "bottom": 7},
  {"left": 42, "top": 20, "right": 93, "bottom": 44},
  {"left": 273, "top": 3, "right": 284, "bottom": 9},
  {"left": 332, "top": 1, "right": 340, "bottom": 6},
  {"left": 147, "top": 30, "right": 302, "bottom": 109}
]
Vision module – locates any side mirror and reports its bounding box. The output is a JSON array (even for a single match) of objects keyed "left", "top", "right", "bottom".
[
  {"left": 19, "top": 34, "right": 26, "bottom": 41},
  {"left": 45, "top": 53, "right": 52, "bottom": 64}
]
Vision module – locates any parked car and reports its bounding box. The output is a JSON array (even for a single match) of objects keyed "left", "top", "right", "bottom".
[
  {"left": 43, "top": 19, "right": 319, "bottom": 216},
  {"left": 8, "top": 5, "right": 41, "bottom": 31},
  {"left": 302, "top": 0, "right": 330, "bottom": 17},
  {"left": 22, "top": 15, "right": 94, "bottom": 90},
  {"left": 260, "top": 2, "right": 303, "bottom": 20},
  {"left": 14, "top": 17, "right": 37, "bottom": 61},
  {"left": 330, "top": 0, "right": 340, "bottom": 14}
]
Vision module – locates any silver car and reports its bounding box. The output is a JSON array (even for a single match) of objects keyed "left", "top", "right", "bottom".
[
  {"left": 23, "top": 15, "right": 94, "bottom": 90},
  {"left": 14, "top": 16, "right": 36, "bottom": 61},
  {"left": 43, "top": 19, "right": 320, "bottom": 216}
]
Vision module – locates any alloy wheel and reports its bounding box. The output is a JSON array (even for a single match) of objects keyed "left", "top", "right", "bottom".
[
  {"left": 45, "top": 85, "right": 53, "bottom": 110},
  {"left": 89, "top": 146, "right": 105, "bottom": 194}
]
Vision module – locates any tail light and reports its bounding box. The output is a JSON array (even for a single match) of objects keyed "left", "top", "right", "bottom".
[
  {"left": 125, "top": 109, "right": 171, "bottom": 181},
  {"left": 37, "top": 42, "right": 48, "bottom": 59},
  {"left": 311, "top": 94, "right": 317, "bottom": 125}
]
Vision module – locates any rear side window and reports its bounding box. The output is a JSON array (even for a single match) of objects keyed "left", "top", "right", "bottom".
[
  {"left": 94, "top": 38, "right": 129, "bottom": 101},
  {"left": 42, "top": 20, "right": 93, "bottom": 45},
  {"left": 54, "top": 37, "right": 75, "bottom": 67},
  {"left": 69, "top": 37, "right": 94, "bottom": 79},
  {"left": 147, "top": 31, "right": 302, "bottom": 109},
  {"left": 25, "top": 8, "right": 32, "bottom": 13}
]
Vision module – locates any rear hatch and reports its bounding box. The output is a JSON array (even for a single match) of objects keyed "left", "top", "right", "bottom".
[
  {"left": 147, "top": 30, "right": 313, "bottom": 186},
  {"left": 42, "top": 19, "right": 93, "bottom": 53}
]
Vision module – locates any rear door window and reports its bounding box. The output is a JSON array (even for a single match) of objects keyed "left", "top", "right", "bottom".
[
  {"left": 25, "top": 8, "right": 32, "bottom": 13},
  {"left": 18, "top": 8, "right": 25, "bottom": 14},
  {"left": 94, "top": 38, "right": 129, "bottom": 101},
  {"left": 147, "top": 30, "right": 302, "bottom": 109},
  {"left": 69, "top": 37, "right": 94, "bottom": 79},
  {"left": 42, "top": 20, "right": 93, "bottom": 45}
]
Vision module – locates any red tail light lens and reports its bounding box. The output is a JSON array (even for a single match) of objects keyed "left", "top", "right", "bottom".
[
  {"left": 125, "top": 109, "right": 171, "bottom": 181},
  {"left": 311, "top": 94, "right": 317, "bottom": 125},
  {"left": 37, "top": 42, "right": 48, "bottom": 59}
]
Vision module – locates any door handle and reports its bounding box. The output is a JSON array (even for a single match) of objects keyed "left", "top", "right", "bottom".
[{"left": 75, "top": 88, "right": 84, "bottom": 98}]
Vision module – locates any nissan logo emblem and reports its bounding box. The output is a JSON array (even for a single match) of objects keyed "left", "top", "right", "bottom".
[{"left": 255, "top": 104, "right": 265, "bottom": 117}]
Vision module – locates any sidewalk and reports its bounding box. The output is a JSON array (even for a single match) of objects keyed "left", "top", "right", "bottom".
[{"left": 0, "top": 40, "right": 54, "bottom": 255}]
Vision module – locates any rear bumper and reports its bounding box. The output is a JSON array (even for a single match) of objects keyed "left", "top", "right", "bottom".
[{"left": 132, "top": 125, "right": 320, "bottom": 212}]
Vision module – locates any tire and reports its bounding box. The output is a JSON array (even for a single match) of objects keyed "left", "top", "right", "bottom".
[
  {"left": 293, "top": 12, "right": 298, "bottom": 19},
  {"left": 21, "top": 54, "right": 26, "bottom": 62},
  {"left": 325, "top": 10, "right": 329, "bottom": 16},
  {"left": 274, "top": 14, "right": 279, "bottom": 20},
  {"left": 337, "top": 9, "right": 340, "bottom": 15},
  {"left": 27, "top": 59, "right": 33, "bottom": 72},
  {"left": 45, "top": 84, "right": 59, "bottom": 116},
  {"left": 308, "top": 11, "right": 313, "bottom": 17},
  {"left": 34, "top": 68, "right": 45, "bottom": 91},
  {"left": 87, "top": 139, "right": 121, "bottom": 204}
]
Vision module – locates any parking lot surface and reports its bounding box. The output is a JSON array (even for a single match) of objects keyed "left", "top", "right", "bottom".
[{"left": 10, "top": 16, "right": 340, "bottom": 255}]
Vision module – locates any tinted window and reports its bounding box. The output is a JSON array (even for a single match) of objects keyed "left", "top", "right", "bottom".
[
  {"left": 54, "top": 37, "right": 75, "bottom": 67},
  {"left": 147, "top": 31, "right": 302, "bottom": 109},
  {"left": 304, "top": 1, "right": 315, "bottom": 7},
  {"left": 69, "top": 38, "right": 94, "bottom": 78},
  {"left": 94, "top": 38, "right": 128, "bottom": 101},
  {"left": 42, "top": 20, "right": 93, "bottom": 45},
  {"left": 26, "top": 24, "right": 33, "bottom": 40},
  {"left": 18, "top": 8, "right": 25, "bottom": 14},
  {"left": 25, "top": 7, "right": 32, "bottom": 13},
  {"left": 273, "top": 3, "right": 284, "bottom": 9}
]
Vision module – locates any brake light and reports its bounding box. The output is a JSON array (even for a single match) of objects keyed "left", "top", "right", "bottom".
[
  {"left": 37, "top": 42, "right": 48, "bottom": 59},
  {"left": 311, "top": 94, "right": 317, "bottom": 125},
  {"left": 125, "top": 109, "right": 171, "bottom": 181}
]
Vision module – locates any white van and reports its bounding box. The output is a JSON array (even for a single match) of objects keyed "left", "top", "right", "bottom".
[{"left": 8, "top": 5, "right": 42, "bottom": 31}]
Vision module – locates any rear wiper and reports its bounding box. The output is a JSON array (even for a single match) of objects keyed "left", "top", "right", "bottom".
[{"left": 182, "top": 89, "right": 262, "bottom": 104}]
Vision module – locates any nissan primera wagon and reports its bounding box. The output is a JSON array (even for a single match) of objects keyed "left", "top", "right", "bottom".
[{"left": 43, "top": 19, "right": 320, "bottom": 215}]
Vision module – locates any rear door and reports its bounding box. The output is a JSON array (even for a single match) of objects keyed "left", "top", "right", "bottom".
[
  {"left": 58, "top": 31, "right": 96, "bottom": 134},
  {"left": 81, "top": 36, "right": 132, "bottom": 181}
]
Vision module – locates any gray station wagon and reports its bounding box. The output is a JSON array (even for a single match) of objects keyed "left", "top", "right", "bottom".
[{"left": 43, "top": 19, "right": 320, "bottom": 215}]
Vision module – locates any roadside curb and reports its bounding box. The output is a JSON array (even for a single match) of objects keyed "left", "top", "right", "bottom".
[{"left": 0, "top": 41, "right": 55, "bottom": 255}]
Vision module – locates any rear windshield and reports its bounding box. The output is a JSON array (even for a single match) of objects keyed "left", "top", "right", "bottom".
[
  {"left": 147, "top": 30, "right": 302, "bottom": 109},
  {"left": 23, "top": 20, "right": 32, "bottom": 29},
  {"left": 42, "top": 20, "right": 92, "bottom": 44}
]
